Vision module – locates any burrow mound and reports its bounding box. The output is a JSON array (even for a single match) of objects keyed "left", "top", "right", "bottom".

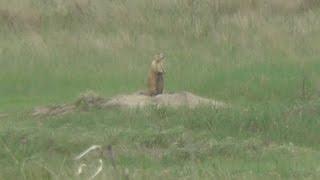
[{"left": 32, "top": 91, "right": 227, "bottom": 116}]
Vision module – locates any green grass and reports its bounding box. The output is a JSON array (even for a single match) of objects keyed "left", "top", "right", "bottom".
[
  {"left": 1, "top": 0, "right": 320, "bottom": 179},
  {"left": 2, "top": 106, "right": 320, "bottom": 179}
]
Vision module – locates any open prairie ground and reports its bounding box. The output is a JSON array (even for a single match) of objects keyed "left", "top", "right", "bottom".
[{"left": 1, "top": 0, "right": 320, "bottom": 179}]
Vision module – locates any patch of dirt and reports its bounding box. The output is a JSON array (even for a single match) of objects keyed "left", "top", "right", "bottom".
[
  {"left": 153, "top": 92, "right": 226, "bottom": 108},
  {"left": 32, "top": 104, "right": 76, "bottom": 116},
  {"left": 74, "top": 91, "right": 107, "bottom": 110},
  {"left": 103, "top": 91, "right": 226, "bottom": 109},
  {"left": 32, "top": 91, "right": 227, "bottom": 117},
  {"left": 102, "top": 92, "right": 151, "bottom": 108}
]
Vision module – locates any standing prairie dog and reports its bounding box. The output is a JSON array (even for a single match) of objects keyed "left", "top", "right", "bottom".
[{"left": 147, "top": 53, "right": 165, "bottom": 96}]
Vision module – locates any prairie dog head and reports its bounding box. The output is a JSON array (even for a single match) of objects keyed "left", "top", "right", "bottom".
[{"left": 151, "top": 53, "right": 165, "bottom": 73}]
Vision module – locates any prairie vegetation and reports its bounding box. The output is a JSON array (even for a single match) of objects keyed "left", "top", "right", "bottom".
[{"left": 1, "top": 0, "right": 320, "bottom": 179}]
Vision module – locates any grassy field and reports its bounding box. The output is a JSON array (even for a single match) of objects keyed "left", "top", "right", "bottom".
[{"left": 1, "top": 0, "right": 320, "bottom": 179}]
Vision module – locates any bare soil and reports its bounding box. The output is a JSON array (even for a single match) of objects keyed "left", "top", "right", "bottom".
[{"left": 32, "top": 91, "right": 227, "bottom": 116}]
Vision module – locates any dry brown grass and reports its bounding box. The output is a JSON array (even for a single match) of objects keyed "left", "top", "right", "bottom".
[
  {"left": 0, "top": 8, "right": 42, "bottom": 31},
  {"left": 1, "top": 0, "right": 319, "bottom": 33}
]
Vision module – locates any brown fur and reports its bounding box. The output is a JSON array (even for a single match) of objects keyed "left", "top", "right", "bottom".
[{"left": 146, "top": 53, "right": 165, "bottom": 96}]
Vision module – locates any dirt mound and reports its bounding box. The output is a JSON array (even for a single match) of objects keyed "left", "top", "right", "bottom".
[
  {"left": 32, "top": 104, "right": 76, "bottom": 116},
  {"left": 32, "top": 91, "right": 104, "bottom": 116},
  {"left": 103, "top": 91, "right": 226, "bottom": 109},
  {"left": 32, "top": 91, "right": 227, "bottom": 116},
  {"left": 153, "top": 92, "right": 225, "bottom": 108}
]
